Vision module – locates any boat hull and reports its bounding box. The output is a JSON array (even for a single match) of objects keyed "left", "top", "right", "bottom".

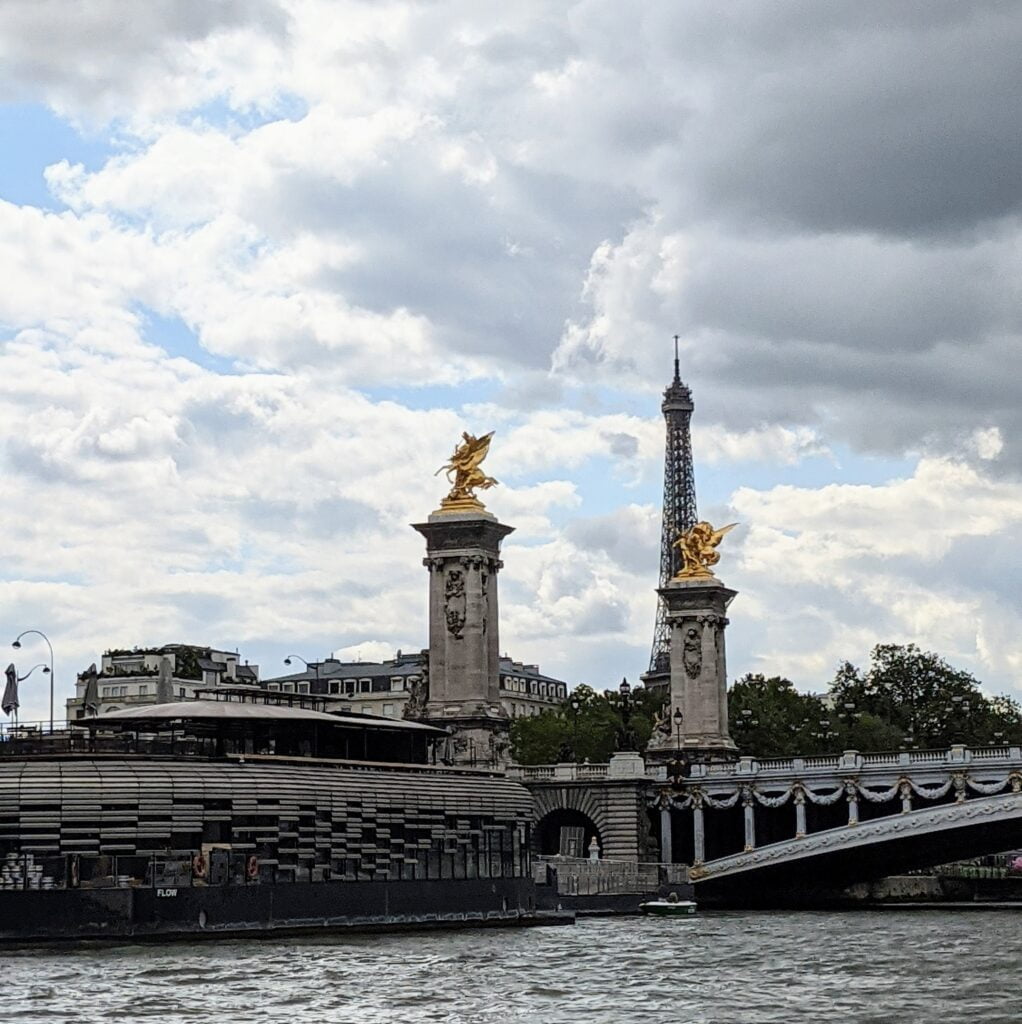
[{"left": 0, "top": 877, "right": 567, "bottom": 944}]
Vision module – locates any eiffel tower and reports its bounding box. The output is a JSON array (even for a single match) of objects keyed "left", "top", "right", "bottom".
[{"left": 644, "top": 337, "right": 698, "bottom": 690}]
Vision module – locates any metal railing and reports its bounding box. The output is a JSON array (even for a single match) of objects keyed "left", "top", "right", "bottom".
[{"left": 535, "top": 857, "right": 689, "bottom": 896}]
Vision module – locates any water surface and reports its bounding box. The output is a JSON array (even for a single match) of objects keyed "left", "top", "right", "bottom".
[{"left": 9, "top": 911, "right": 1021, "bottom": 1023}]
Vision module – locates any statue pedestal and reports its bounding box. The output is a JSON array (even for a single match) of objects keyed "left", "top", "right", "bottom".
[
  {"left": 411, "top": 510, "right": 514, "bottom": 767},
  {"left": 646, "top": 576, "right": 738, "bottom": 764}
]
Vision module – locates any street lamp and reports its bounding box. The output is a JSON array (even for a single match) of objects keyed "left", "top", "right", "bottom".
[
  {"left": 13, "top": 630, "right": 54, "bottom": 733},
  {"left": 615, "top": 678, "right": 642, "bottom": 751},
  {"left": 569, "top": 696, "right": 581, "bottom": 759},
  {"left": 283, "top": 655, "right": 321, "bottom": 688},
  {"left": 666, "top": 708, "right": 686, "bottom": 782}
]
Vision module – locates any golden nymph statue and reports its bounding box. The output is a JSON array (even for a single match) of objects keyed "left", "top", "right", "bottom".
[
  {"left": 435, "top": 431, "right": 499, "bottom": 513},
  {"left": 672, "top": 520, "right": 737, "bottom": 580}
]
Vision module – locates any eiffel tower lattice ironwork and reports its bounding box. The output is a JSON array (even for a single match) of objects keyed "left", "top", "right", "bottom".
[{"left": 648, "top": 337, "right": 698, "bottom": 674}]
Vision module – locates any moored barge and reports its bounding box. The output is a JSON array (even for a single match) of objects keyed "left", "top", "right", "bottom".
[{"left": 0, "top": 694, "right": 566, "bottom": 942}]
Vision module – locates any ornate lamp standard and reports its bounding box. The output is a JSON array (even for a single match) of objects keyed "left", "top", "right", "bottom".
[
  {"left": 12, "top": 629, "right": 54, "bottom": 733},
  {"left": 614, "top": 677, "right": 642, "bottom": 751},
  {"left": 667, "top": 708, "right": 686, "bottom": 781}
]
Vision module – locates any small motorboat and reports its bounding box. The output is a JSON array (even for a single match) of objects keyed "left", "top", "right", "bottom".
[{"left": 639, "top": 894, "right": 697, "bottom": 916}]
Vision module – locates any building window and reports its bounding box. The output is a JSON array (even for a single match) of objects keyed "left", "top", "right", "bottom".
[
  {"left": 282, "top": 682, "right": 294, "bottom": 693},
  {"left": 268, "top": 683, "right": 279, "bottom": 691},
  {"left": 383, "top": 704, "right": 394, "bottom": 717},
  {"left": 329, "top": 681, "right": 340, "bottom": 695},
  {"left": 138, "top": 685, "right": 148, "bottom": 696},
  {"left": 102, "top": 687, "right": 110, "bottom": 698},
  {"left": 298, "top": 682, "right": 310, "bottom": 694},
  {"left": 178, "top": 688, "right": 186, "bottom": 698},
  {"left": 361, "top": 705, "right": 371, "bottom": 714},
  {"left": 359, "top": 680, "right": 370, "bottom": 693}
]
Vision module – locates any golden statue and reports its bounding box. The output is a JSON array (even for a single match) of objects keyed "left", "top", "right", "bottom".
[
  {"left": 672, "top": 520, "right": 737, "bottom": 579},
  {"left": 435, "top": 431, "right": 498, "bottom": 513}
]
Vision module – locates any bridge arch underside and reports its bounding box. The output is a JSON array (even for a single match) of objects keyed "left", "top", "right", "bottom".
[{"left": 695, "top": 794, "right": 1022, "bottom": 908}]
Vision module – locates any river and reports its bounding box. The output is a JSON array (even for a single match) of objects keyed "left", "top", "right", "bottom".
[{"left": 8, "top": 911, "right": 1021, "bottom": 1023}]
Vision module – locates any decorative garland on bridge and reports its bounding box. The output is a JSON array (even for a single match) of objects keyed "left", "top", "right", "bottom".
[{"left": 656, "top": 769, "right": 1022, "bottom": 812}]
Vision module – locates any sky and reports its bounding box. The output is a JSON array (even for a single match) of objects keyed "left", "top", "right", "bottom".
[{"left": 2, "top": 1, "right": 1022, "bottom": 722}]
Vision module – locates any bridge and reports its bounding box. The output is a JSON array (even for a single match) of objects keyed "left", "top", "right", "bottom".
[{"left": 512, "top": 744, "right": 1022, "bottom": 905}]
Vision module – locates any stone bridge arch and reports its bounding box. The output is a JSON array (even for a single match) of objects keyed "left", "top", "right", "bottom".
[{"left": 525, "top": 777, "right": 652, "bottom": 861}]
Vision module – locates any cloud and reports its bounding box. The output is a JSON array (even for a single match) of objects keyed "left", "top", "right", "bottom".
[{"left": 2, "top": 0, "right": 1022, "bottom": 719}]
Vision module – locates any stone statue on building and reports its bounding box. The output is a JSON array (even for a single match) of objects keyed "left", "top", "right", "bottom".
[{"left": 404, "top": 668, "right": 429, "bottom": 719}]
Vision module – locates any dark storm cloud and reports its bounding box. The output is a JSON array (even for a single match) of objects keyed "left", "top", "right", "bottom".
[
  {"left": 551, "top": 2, "right": 1022, "bottom": 470},
  {"left": 649, "top": 1, "right": 1022, "bottom": 236}
]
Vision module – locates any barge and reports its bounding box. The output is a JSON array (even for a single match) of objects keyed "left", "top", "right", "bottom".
[{"left": 0, "top": 694, "right": 568, "bottom": 942}]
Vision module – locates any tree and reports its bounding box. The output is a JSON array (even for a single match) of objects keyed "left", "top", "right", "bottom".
[
  {"left": 509, "top": 682, "right": 665, "bottom": 764},
  {"left": 828, "top": 644, "right": 1022, "bottom": 750},
  {"left": 728, "top": 674, "right": 830, "bottom": 758}
]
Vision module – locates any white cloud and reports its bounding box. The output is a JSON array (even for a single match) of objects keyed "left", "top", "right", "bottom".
[{"left": 2, "top": 0, "right": 1022, "bottom": 721}]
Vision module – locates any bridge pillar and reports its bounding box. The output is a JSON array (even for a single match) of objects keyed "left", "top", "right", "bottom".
[
  {"left": 411, "top": 510, "right": 514, "bottom": 766},
  {"left": 647, "top": 577, "right": 738, "bottom": 764},
  {"left": 846, "top": 784, "right": 859, "bottom": 826},
  {"left": 743, "top": 792, "right": 755, "bottom": 851},
  {"left": 660, "top": 807, "right": 673, "bottom": 863},
  {"left": 693, "top": 799, "right": 705, "bottom": 865},
  {"left": 795, "top": 790, "right": 807, "bottom": 838},
  {"left": 900, "top": 782, "right": 912, "bottom": 814}
]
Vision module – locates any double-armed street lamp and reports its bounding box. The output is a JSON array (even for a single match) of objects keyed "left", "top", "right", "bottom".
[{"left": 12, "top": 629, "right": 54, "bottom": 733}]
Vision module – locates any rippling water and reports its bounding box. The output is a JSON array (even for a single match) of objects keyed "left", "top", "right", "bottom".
[{"left": 9, "top": 911, "right": 1022, "bottom": 1023}]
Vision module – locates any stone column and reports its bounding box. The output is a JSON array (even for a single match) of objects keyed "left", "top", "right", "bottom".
[
  {"left": 742, "top": 789, "right": 755, "bottom": 852},
  {"left": 900, "top": 781, "right": 912, "bottom": 814},
  {"left": 846, "top": 782, "right": 859, "bottom": 826},
  {"left": 692, "top": 798, "right": 705, "bottom": 865},
  {"left": 794, "top": 789, "right": 807, "bottom": 838},
  {"left": 660, "top": 806, "right": 673, "bottom": 864},
  {"left": 412, "top": 510, "right": 514, "bottom": 766},
  {"left": 646, "top": 577, "right": 738, "bottom": 764}
]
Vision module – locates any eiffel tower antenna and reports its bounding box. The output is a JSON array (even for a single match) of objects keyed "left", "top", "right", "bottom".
[{"left": 648, "top": 335, "right": 698, "bottom": 675}]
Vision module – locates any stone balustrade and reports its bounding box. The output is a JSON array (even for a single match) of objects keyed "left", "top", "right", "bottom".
[
  {"left": 507, "top": 750, "right": 647, "bottom": 783},
  {"left": 642, "top": 745, "right": 1022, "bottom": 784}
]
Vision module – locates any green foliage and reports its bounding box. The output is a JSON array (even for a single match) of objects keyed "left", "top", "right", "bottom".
[
  {"left": 730, "top": 645, "right": 1022, "bottom": 759},
  {"left": 509, "top": 682, "right": 665, "bottom": 765},
  {"left": 728, "top": 675, "right": 829, "bottom": 758},
  {"left": 829, "top": 643, "right": 1022, "bottom": 750},
  {"left": 511, "top": 643, "right": 1022, "bottom": 764}
]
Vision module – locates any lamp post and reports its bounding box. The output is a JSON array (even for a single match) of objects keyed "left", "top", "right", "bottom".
[
  {"left": 283, "top": 655, "right": 321, "bottom": 690},
  {"left": 615, "top": 677, "right": 641, "bottom": 751},
  {"left": 569, "top": 696, "right": 581, "bottom": 759},
  {"left": 667, "top": 708, "right": 686, "bottom": 782},
  {"left": 13, "top": 630, "right": 54, "bottom": 733}
]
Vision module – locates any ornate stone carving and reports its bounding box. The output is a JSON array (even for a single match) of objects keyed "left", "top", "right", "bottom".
[
  {"left": 682, "top": 625, "right": 702, "bottom": 678},
  {"left": 444, "top": 569, "right": 466, "bottom": 638}
]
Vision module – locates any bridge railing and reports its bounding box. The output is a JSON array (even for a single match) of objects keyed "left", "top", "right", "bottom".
[
  {"left": 508, "top": 752, "right": 646, "bottom": 782},
  {"left": 536, "top": 857, "right": 688, "bottom": 895},
  {"left": 548, "top": 744, "right": 1022, "bottom": 783}
]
